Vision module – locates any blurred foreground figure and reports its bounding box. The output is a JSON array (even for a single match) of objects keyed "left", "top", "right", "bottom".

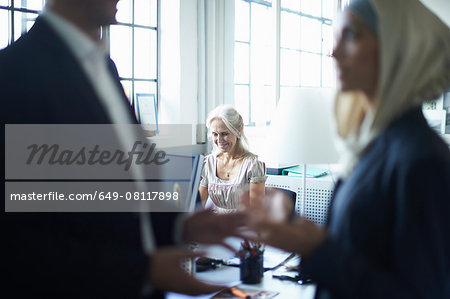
[
  {"left": 245, "top": 1, "right": 450, "bottom": 298},
  {"left": 1, "top": 0, "right": 248, "bottom": 297}
]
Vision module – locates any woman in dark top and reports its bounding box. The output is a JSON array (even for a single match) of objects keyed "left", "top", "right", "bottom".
[{"left": 248, "top": 0, "right": 450, "bottom": 298}]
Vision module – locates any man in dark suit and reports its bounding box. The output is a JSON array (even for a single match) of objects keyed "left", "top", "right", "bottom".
[{"left": 1, "top": 0, "right": 246, "bottom": 297}]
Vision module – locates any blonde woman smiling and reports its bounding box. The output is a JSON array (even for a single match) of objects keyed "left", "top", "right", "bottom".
[{"left": 199, "top": 105, "right": 266, "bottom": 213}]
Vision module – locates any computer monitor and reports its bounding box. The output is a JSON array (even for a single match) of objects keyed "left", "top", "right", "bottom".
[
  {"left": 186, "top": 153, "right": 204, "bottom": 212},
  {"left": 159, "top": 152, "right": 204, "bottom": 212}
]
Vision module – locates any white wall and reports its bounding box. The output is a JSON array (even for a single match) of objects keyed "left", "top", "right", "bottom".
[
  {"left": 180, "top": 0, "right": 199, "bottom": 144},
  {"left": 159, "top": 0, "right": 180, "bottom": 125},
  {"left": 159, "top": 0, "right": 198, "bottom": 144}
]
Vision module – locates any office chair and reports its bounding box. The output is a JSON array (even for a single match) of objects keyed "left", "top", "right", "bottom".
[{"left": 265, "top": 187, "right": 297, "bottom": 222}]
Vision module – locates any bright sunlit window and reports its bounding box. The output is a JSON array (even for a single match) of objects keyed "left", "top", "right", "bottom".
[
  {"left": 0, "top": 0, "right": 159, "bottom": 115},
  {"left": 0, "top": 0, "right": 45, "bottom": 49},
  {"left": 109, "top": 0, "right": 159, "bottom": 110},
  {"left": 234, "top": 0, "right": 336, "bottom": 126}
]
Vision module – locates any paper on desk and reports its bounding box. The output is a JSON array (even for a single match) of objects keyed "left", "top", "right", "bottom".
[{"left": 211, "top": 285, "right": 279, "bottom": 299}]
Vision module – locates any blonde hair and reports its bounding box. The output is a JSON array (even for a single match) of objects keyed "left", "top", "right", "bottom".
[{"left": 206, "top": 105, "right": 249, "bottom": 155}]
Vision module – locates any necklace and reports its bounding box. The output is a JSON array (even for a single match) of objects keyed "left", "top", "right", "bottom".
[
  {"left": 225, "top": 160, "right": 236, "bottom": 178},
  {"left": 220, "top": 153, "right": 244, "bottom": 178}
]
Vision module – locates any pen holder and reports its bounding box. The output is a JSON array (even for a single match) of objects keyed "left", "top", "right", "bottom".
[{"left": 240, "top": 250, "right": 263, "bottom": 284}]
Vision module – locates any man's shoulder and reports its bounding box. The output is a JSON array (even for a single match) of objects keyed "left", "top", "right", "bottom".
[{"left": 0, "top": 18, "right": 47, "bottom": 66}]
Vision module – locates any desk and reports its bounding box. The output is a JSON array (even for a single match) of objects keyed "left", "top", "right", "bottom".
[
  {"left": 166, "top": 266, "right": 316, "bottom": 299},
  {"left": 166, "top": 240, "right": 316, "bottom": 299}
]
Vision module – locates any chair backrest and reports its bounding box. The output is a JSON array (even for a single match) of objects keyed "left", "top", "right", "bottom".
[{"left": 265, "top": 187, "right": 297, "bottom": 222}]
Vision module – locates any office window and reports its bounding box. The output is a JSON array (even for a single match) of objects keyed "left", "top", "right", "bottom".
[
  {"left": 0, "top": 0, "right": 44, "bottom": 49},
  {"left": 0, "top": 0, "right": 159, "bottom": 119},
  {"left": 234, "top": 0, "right": 336, "bottom": 126},
  {"left": 280, "top": 0, "right": 335, "bottom": 89},
  {"left": 109, "top": 0, "right": 159, "bottom": 111},
  {"left": 234, "top": 0, "right": 275, "bottom": 126}
]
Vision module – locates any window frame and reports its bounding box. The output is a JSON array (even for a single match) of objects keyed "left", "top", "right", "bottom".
[
  {"left": 0, "top": 0, "right": 44, "bottom": 46},
  {"left": 233, "top": 0, "right": 336, "bottom": 126},
  {"left": 0, "top": 0, "right": 160, "bottom": 123},
  {"left": 105, "top": 0, "right": 160, "bottom": 116}
]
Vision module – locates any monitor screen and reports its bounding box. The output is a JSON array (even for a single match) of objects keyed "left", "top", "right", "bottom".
[{"left": 159, "top": 152, "right": 204, "bottom": 212}]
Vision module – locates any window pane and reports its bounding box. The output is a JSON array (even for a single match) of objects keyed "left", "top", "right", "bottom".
[
  {"left": 281, "top": 11, "right": 300, "bottom": 49},
  {"left": 251, "top": 3, "right": 274, "bottom": 86},
  {"left": 264, "top": 85, "right": 277, "bottom": 123},
  {"left": 150, "top": 0, "right": 158, "bottom": 27},
  {"left": 322, "top": 55, "right": 335, "bottom": 88},
  {"left": 235, "top": 0, "right": 249, "bottom": 42},
  {"left": 281, "top": 0, "right": 299, "bottom": 11},
  {"left": 0, "top": 1, "right": 9, "bottom": 6},
  {"left": 251, "top": 2, "right": 272, "bottom": 46},
  {"left": 300, "top": 17, "right": 321, "bottom": 53},
  {"left": 13, "top": 11, "right": 37, "bottom": 41},
  {"left": 322, "top": 23, "right": 333, "bottom": 57},
  {"left": 234, "top": 42, "right": 249, "bottom": 84},
  {"left": 300, "top": 0, "right": 321, "bottom": 17},
  {"left": 280, "top": 48, "right": 299, "bottom": 86},
  {"left": 116, "top": 0, "right": 131, "bottom": 24},
  {"left": 135, "top": 81, "right": 157, "bottom": 97},
  {"left": 300, "top": 52, "right": 321, "bottom": 86},
  {"left": 0, "top": 9, "right": 9, "bottom": 49},
  {"left": 250, "top": 84, "right": 272, "bottom": 125},
  {"left": 256, "top": 85, "right": 276, "bottom": 123},
  {"left": 251, "top": 42, "right": 274, "bottom": 86},
  {"left": 120, "top": 80, "right": 133, "bottom": 104},
  {"left": 134, "top": 28, "right": 157, "bottom": 79},
  {"left": 14, "top": 0, "right": 44, "bottom": 11},
  {"left": 135, "top": 0, "right": 157, "bottom": 27},
  {"left": 110, "top": 25, "right": 132, "bottom": 78},
  {"left": 134, "top": 81, "right": 157, "bottom": 105},
  {"left": 323, "top": 0, "right": 335, "bottom": 20},
  {"left": 235, "top": 85, "right": 249, "bottom": 125}
]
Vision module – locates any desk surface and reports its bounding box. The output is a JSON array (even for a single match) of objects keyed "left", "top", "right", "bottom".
[
  {"left": 166, "top": 240, "right": 316, "bottom": 299},
  {"left": 166, "top": 266, "right": 316, "bottom": 299}
]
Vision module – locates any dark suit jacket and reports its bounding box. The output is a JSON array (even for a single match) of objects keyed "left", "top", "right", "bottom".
[
  {"left": 302, "top": 108, "right": 450, "bottom": 299},
  {"left": 1, "top": 17, "right": 176, "bottom": 298}
]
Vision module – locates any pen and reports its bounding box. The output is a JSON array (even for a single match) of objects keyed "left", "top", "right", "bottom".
[
  {"left": 230, "top": 287, "right": 251, "bottom": 299},
  {"left": 272, "top": 274, "right": 299, "bottom": 282}
]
